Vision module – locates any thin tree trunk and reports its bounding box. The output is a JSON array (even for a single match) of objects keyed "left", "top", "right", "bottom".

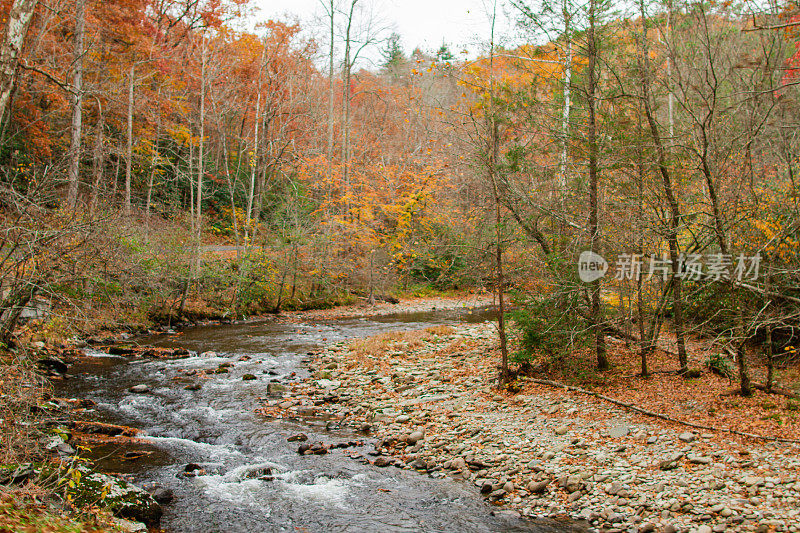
[
  {"left": 736, "top": 298, "right": 752, "bottom": 396},
  {"left": 558, "top": 0, "right": 571, "bottom": 200},
  {"left": 635, "top": 110, "right": 648, "bottom": 377},
  {"left": 67, "top": 0, "right": 85, "bottom": 208},
  {"left": 195, "top": 34, "right": 206, "bottom": 274},
  {"left": 487, "top": 1, "right": 510, "bottom": 385},
  {"left": 587, "top": 0, "right": 608, "bottom": 371},
  {"left": 125, "top": 65, "right": 134, "bottom": 215},
  {"left": 246, "top": 91, "right": 260, "bottom": 240},
  {"left": 342, "top": 0, "right": 356, "bottom": 208},
  {"left": 327, "top": 0, "right": 335, "bottom": 193},
  {"left": 146, "top": 87, "right": 162, "bottom": 227},
  {"left": 638, "top": 0, "right": 687, "bottom": 373},
  {"left": 765, "top": 262, "right": 774, "bottom": 393},
  {"left": 89, "top": 103, "right": 104, "bottom": 213},
  {"left": 188, "top": 141, "right": 194, "bottom": 231}
]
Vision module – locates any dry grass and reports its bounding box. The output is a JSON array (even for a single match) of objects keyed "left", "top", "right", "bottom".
[
  {"left": 0, "top": 351, "right": 49, "bottom": 465},
  {"left": 0, "top": 493, "right": 116, "bottom": 532},
  {"left": 424, "top": 325, "right": 456, "bottom": 336},
  {"left": 347, "top": 327, "right": 456, "bottom": 369}
]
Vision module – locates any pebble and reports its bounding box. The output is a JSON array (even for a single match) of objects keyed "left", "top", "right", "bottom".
[{"left": 283, "top": 319, "right": 800, "bottom": 533}]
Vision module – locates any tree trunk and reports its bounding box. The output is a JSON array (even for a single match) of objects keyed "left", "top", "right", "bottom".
[
  {"left": 327, "top": 0, "right": 335, "bottom": 198},
  {"left": 765, "top": 263, "right": 774, "bottom": 393},
  {"left": 587, "top": 0, "right": 608, "bottom": 371},
  {"left": 486, "top": 1, "right": 510, "bottom": 385},
  {"left": 341, "top": 0, "right": 357, "bottom": 209},
  {"left": 558, "top": 1, "right": 571, "bottom": 200},
  {"left": 125, "top": 65, "right": 134, "bottom": 215},
  {"left": 736, "top": 298, "right": 752, "bottom": 396},
  {"left": 146, "top": 87, "right": 161, "bottom": 227},
  {"left": 195, "top": 34, "right": 206, "bottom": 274},
  {"left": 89, "top": 102, "right": 104, "bottom": 213},
  {"left": 66, "top": 0, "right": 85, "bottom": 209},
  {"left": 0, "top": 0, "right": 38, "bottom": 127},
  {"left": 638, "top": 0, "right": 687, "bottom": 373}
]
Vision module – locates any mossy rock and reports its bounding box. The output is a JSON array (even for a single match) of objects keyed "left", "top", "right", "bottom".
[
  {"left": 0, "top": 463, "right": 36, "bottom": 484},
  {"left": 66, "top": 466, "right": 162, "bottom": 526}
]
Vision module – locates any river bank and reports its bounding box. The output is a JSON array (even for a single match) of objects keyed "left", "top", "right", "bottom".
[
  {"left": 8, "top": 297, "right": 583, "bottom": 533},
  {"left": 266, "top": 318, "right": 800, "bottom": 533}
]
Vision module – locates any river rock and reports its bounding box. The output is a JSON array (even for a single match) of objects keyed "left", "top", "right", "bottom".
[
  {"left": 267, "top": 383, "right": 287, "bottom": 395},
  {"left": 37, "top": 357, "right": 68, "bottom": 375},
  {"left": 527, "top": 480, "right": 549, "bottom": 494},
  {"left": 287, "top": 433, "right": 308, "bottom": 442},
  {"left": 678, "top": 431, "right": 696, "bottom": 442},
  {"left": 406, "top": 431, "right": 424, "bottom": 445},
  {"left": 608, "top": 425, "right": 630, "bottom": 438},
  {"left": 67, "top": 466, "right": 162, "bottom": 526},
  {"left": 182, "top": 464, "right": 205, "bottom": 477},
  {"left": 109, "top": 518, "right": 147, "bottom": 532},
  {"left": 374, "top": 457, "right": 393, "bottom": 467},
  {"left": 129, "top": 384, "right": 150, "bottom": 394},
  {"left": 242, "top": 374, "right": 257, "bottom": 381},
  {"left": 150, "top": 488, "right": 174, "bottom": 504}
]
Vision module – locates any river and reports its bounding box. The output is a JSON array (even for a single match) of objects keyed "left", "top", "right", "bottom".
[{"left": 56, "top": 307, "right": 584, "bottom": 533}]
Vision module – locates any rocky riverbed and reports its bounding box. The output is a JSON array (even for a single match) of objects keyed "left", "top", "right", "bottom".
[{"left": 261, "top": 320, "right": 800, "bottom": 533}]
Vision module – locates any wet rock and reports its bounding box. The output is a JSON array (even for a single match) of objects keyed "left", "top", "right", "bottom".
[
  {"left": 182, "top": 463, "right": 205, "bottom": 477},
  {"left": 242, "top": 374, "right": 257, "bottom": 381},
  {"left": 373, "top": 457, "right": 393, "bottom": 467},
  {"left": 298, "top": 442, "right": 327, "bottom": 455},
  {"left": 242, "top": 467, "right": 273, "bottom": 481},
  {"left": 37, "top": 357, "right": 68, "bottom": 375},
  {"left": 150, "top": 488, "right": 174, "bottom": 504},
  {"left": 184, "top": 383, "right": 202, "bottom": 391},
  {"left": 267, "top": 383, "right": 287, "bottom": 395},
  {"left": 287, "top": 433, "right": 308, "bottom": 442},
  {"left": 360, "top": 423, "right": 371, "bottom": 432},
  {"left": 129, "top": 384, "right": 150, "bottom": 394}
]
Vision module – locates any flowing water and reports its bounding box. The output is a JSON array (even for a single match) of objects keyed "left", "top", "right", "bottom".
[{"left": 56, "top": 307, "right": 584, "bottom": 533}]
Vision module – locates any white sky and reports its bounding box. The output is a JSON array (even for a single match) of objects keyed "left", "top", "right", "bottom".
[{"left": 251, "top": 0, "right": 520, "bottom": 65}]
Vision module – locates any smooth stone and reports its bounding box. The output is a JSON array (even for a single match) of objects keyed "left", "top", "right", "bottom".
[{"left": 608, "top": 425, "right": 630, "bottom": 438}]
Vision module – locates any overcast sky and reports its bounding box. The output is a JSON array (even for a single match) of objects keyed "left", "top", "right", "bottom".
[{"left": 252, "top": 0, "right": 521, "bottom": 65}]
